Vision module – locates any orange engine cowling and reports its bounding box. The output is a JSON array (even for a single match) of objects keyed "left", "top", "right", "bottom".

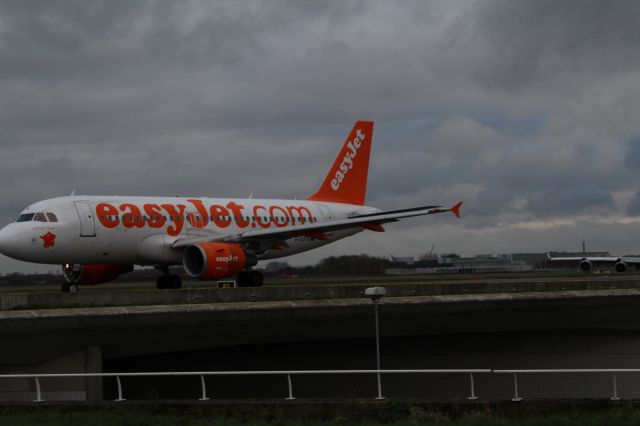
[
  {"left": 182, "top": 242, "right": 256, "bottom": 280},
  {"left": 63, "top": 264, "right": 134, "bottom": 285}
]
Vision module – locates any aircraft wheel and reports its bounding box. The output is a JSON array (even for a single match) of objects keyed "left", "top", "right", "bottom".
[
  {"left": 236, "top": 271, "right": 249, "bottom": 287},
  {"left": 169, "top": 275, "right": 182, "bottom": 289},
  {"left": 156, "top": 275, "right": 168, "bottom": 290},
  {"left": 69, "top": 284, "right": 80, "bottom": 293},
  {"left": 61, "top": 282, "right": 71, "bottom": 293},
  {"left": 248, "top": 270, "right": 264, "bottom": 287}
]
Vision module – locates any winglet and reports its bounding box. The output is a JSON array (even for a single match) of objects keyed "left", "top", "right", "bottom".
[{"left": 450, "top": 201, "right": 463, "bottom": 218}]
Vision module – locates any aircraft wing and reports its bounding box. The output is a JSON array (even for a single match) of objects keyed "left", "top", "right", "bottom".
[{"left": 171, "top": 201, "right": 462, "bottom": 249}]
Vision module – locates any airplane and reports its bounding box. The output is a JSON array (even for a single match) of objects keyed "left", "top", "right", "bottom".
[
  {"left": 0, "top": 121, "right": 462, "bottom": 293},
  {"left": 548, "top": 253, "right": 640, "bottom": 274}
]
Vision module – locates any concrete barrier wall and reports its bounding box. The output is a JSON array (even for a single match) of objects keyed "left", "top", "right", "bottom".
[{"left": 3, "top": 277, "right": 640, "bottom": 311}]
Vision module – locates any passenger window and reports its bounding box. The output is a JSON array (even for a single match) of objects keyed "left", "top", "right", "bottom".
[
  {"left": 46, "top": 212, "right": 58, "bottom": 222},
  {"left": 34, "top": 212, "right": 47, "bottom": 222},
  {"left": 16, "top": 213, "right": 35, "bottom": 222}
]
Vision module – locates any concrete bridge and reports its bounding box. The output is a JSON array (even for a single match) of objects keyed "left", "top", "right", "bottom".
[{"left": 2, "top": 277, "right": 640, "bottom": 401}]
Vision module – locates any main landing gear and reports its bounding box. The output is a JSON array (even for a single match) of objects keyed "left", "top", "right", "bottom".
[
  {"left": 236, "top": 270, "right": 264, "bottom": 287},
  {"left": 156, "top": 267, "right": 182, "bottom": 290}
]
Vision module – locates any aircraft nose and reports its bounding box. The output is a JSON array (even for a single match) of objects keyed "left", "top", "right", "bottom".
[
  {"left": 0, "top": 225, "right": 18, "bottom": 256},
  {"left": 0, "top": 226, "right": 8, "bottom": 253}
]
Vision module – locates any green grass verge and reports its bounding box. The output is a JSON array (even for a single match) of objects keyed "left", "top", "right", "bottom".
[
  {"left": 1, "top": 270, "right": 633, "bottom": 294},
  {"left": 4, "top": 404, "right": 640, "bottom": 426}
]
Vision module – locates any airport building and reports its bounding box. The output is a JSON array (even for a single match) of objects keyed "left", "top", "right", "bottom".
[{"left": 386, "top": 254, "right": 532, "bottom": 275}]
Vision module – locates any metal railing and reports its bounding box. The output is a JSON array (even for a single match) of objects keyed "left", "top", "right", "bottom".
[
  {"left": 4, "top": 368, "right": 640, "bottom": 402},
  {"left": 493, "top": 369, "right": 640, "bottom": 401},
  {"left": 0, "top": 369, "right": 490, "bottom": 402}
]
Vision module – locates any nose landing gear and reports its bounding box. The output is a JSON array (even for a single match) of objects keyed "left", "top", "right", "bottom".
[
  {"left": 61, "top": 263, "right": 81, "bottom": 293},
  {"left": 61, "top": 282, "right": 79, "bottom": 293}
]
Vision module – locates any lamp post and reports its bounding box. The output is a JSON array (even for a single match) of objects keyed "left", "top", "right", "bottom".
[{"left": 365, "top": 286, "right": 386, "bottom": 400}]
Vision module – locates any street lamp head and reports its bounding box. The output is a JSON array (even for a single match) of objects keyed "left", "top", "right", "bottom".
[{"left": 364, "top": 286, "right": 387, "bottom": 301}]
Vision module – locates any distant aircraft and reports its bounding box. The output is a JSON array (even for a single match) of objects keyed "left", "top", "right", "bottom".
[
  {"left": 548, "top": 253, "right": 640, "bottom": 274},
  {"left": 0, "top": 121, "right": 462, "bottom": 292}
]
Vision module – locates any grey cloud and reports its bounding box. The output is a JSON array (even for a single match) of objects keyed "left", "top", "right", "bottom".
[
  {"left": 444, "top": 0, "right": 640, "bottom": 90},
  {"left": 2, "top": 0, "right": 640, "bottom": 272},
  {"left": 626, "top": 191, "right": 640, "bottom": 216},
  {"left": 624, "top": 138, "right": 640, "bottom": 171}
]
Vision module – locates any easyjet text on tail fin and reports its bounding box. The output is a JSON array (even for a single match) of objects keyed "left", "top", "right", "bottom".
[{"left": 307, "top": 120, "right": 374, "bottom": 205}]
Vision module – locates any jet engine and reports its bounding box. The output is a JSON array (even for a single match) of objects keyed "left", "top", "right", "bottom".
[
  {"left": 615, "top": 261, "right": 627, "bottom": 274},
  {"left": 182, "top": 242, "right": 257, "bottom": 280},
  {"left": 62, "top": 263, "right": 134, "bottom": 286},
  {"left": 579, "top": 259, "right": 592, "bottom": 272}
]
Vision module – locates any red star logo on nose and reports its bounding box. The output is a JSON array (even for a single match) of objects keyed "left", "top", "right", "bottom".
[{"left": 40, "top": 232, "right": 56, "bottom": 248}]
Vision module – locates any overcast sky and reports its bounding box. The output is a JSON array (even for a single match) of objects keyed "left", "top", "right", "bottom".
[{"left": 2, "top": 0, "right": 640, "bottom": 273}]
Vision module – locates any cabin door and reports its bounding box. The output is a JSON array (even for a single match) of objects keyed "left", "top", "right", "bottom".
[{"left": 74, "top": 202, "right": 96, "bottom": 237}]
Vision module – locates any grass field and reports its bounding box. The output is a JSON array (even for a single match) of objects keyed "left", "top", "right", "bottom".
[
  {"left": 3, "top": 403, "right": 640, "bottom": 426},
  {"left": 0, "top": 270, "right": 631, "bottom": 294}
]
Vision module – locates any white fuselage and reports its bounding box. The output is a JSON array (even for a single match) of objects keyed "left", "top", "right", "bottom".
[{"left": 0, "top": 196, "right": 379, "bottom": 267}]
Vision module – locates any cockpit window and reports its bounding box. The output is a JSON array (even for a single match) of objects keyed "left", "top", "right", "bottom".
[
  {"left": 46, "top": 213, "right": 58, "bottom": 222},
  {"left": 34, "top": 212, "right": 47, "bottom": 222},
  {"left": 16, "top": 213, "right": 35, "bottom": 222}
]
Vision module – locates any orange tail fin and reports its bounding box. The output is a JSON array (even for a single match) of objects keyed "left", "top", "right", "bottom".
[{"left": 307, "top": 120, "right": 374, "bottom": 205}]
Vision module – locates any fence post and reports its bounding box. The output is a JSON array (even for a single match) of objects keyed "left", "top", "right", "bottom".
[
  {"left": 373, "top": 300, "right": 385, "bottom": 401},
  {"left": 114, "top": 376, "right": 125, "bottom": 402},
  {"left": 199, "top": 375, "right": 210, "bottom": 401},
  {"left": 285, "top": 374, "right": 295, "bottom": 400},
  {"left": 512, "top": 373, "right": 522, "bottom": 401},
  {"left": 611, "top": 373, "right": 621, "bottom": 401},
  {"left": 467, "top": 372, "right": 478, "bottom": 400},
  {"left": 33, "top": 377, "right": 44, "bottom": 403}
]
